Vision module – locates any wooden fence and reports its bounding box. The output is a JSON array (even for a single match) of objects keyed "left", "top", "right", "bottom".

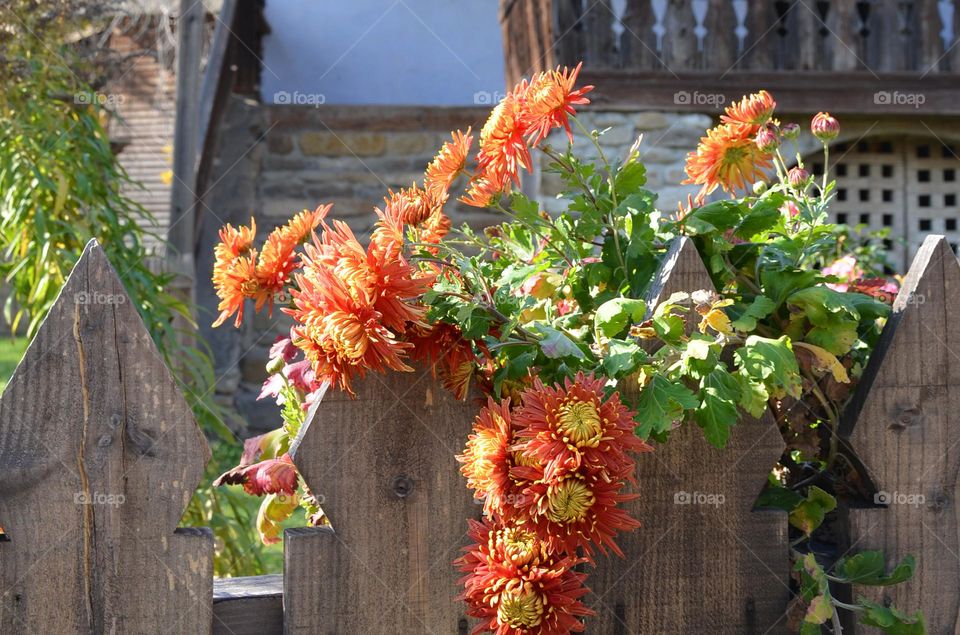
[{"left": 0, "top": 237, "right": 957, "bottom": 633}]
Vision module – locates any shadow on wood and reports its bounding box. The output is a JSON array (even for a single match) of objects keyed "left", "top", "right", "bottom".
[
  {"left": 286, "top": 367, "right": 480, "bottom": 634},
  {"left": 587, "top": 237, "right": 790, "bottom": 633},
  {"left": 0, "top": 240, "right": 212, "bottom": 633},
  {"left": 841, "top": 234, "right": 960, "bottom": 632}
]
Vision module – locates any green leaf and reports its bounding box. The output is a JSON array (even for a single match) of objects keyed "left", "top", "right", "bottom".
[
  {"left": 733, "top": 196, "right": 783, "bottom": 239},
  {"left": 731, "top": 295, "right": 776, "bottom": 332},
  {"left": 858, "top": 597, "right": 926, "bottom": 634},
  {"left": 613, "top": 161, "right": 647, "bottom": 193},
  {"left": 534, "top": 325, "right": 586, "bottom": 360},
  {"left": 595, "top": 297, "right": 646, "bottom": 338},
  {"left": 755, "top": 484, "right": 805, "bottom": 512},
  {"left": 835, "top": 552, "right": 916, "bottom": 586},
  {"left": 634, "top": 374, "right": 699, "bottom": 439},
  {"left": 603, "top": 339, "right": 646, "bottom": 378},
  {"left": 694, "top": 369, "right": 741, "bottom": 448},
  {"left": 805, "top": 594, "right": 834, "bottom": 625},
  {"left": 735, "top": 335, "right": 802, "bottom": 400},
  {"left": 789, "top": 486, "right": 837, "bottom": 535}
]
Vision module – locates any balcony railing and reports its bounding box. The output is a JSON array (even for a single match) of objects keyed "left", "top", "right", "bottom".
[{"left": 501, "top": 0, "right": 960, "bottom": 113}]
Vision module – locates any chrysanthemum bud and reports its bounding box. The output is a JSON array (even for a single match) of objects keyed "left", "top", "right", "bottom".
[
  {"left": 788, "top": 167, "right": 810, "bottom": 188},
  {"left": 811, "top": 112, "right": 839, "bottom": 142},
  {"left": 781, "top": 122, "right": 800, "bottom": 139},
  {"left": 754, "top": 125, "right": 780, "bottom": 152},
  {"left": 753, "top": 181, "right": 768, "bottom": 195}
]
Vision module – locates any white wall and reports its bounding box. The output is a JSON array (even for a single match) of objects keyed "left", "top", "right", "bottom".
[{"left": 261, "top": 0, "right": 506, "bottom": 106}]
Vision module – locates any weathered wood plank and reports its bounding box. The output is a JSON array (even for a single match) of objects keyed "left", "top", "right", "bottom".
[
  {"left": 841, "top": 235, "right": 960, "bottom": 632},
  {"left": 213, "top": 574, "right": 283, "bottom": 635},
  {"left": 0, "top": 239, "right": 212, "bottom": 634},
  {"left": 588, "top": 237, "right": 790, "bottom": 633},
  {"left": 285, "top": 369, "right": 480, "bottom": 634}
]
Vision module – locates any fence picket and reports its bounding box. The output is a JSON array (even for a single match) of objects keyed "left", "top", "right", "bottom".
[
  {"left": 285, "top": 368, "right": 480, "bottom": 634},
  {"left": 0, "top": 239, "right": 212, "bottom": 634},
  {"left": 588, "top": 237, "right": 790, "bottom": 633},
  {"left": 841, "top": 234, "right": 960, "bottom": 632}
]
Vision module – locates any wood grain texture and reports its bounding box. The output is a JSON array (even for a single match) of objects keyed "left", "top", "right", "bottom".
[
  {"left": 286, "top": 369, "right": 480, "bottom": 634},
  {"left": 589, "top": 237, "right": 790, "bottom": 633},
  {"left": 842, "top": 235, "right": 960, "bottom": 632},
  {"left": 213, "top": 574, "right": 283, "bottom": 635},
  {"left": 0, "top": 240, "right": 212, "bottom": 634}
]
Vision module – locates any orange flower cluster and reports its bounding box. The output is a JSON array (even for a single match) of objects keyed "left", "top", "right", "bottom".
[
  {"left": 212, "top": 206, "right": 329, "bottom": 327},
  {"left": 457, "top": 374, "right": 651, "bottom": 633},
  {"left": 462, "top": 64, "right": 593, "bottom": 208},
  {"left": 683, "top": 90, "right": 777, "bottom": 204},
  {"left": 457, "top": 519, "right": 593, "bottom": 635}
]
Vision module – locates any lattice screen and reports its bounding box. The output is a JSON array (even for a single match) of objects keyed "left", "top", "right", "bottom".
[{"left": 812, "top": 137, "right": 960, "bottom": 272}]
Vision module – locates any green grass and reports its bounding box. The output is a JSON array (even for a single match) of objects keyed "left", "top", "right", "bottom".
[{"left": 0, "top": 336, "right": 28, "bottom": 392}]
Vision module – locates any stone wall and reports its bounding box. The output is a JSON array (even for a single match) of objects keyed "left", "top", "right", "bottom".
[{"left": 536, "top": 110, "right": 709, "bottom": 214}]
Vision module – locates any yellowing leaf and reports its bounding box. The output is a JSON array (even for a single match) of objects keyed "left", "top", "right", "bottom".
[{"left": 794, "top": 341, "right": 850, "bottom": 383}]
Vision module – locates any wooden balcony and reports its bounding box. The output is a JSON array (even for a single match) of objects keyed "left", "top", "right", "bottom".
[{"left": 500, "top": 0, "right": 960, "bottom": 114}]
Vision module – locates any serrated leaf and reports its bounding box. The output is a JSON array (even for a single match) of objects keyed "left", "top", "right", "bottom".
[
  {"left": 858, "top": 597, "right": 926, "bottom": 634},
  {"left": 789, "top": 486, "right": 837, "bottom": 535},
  {"left": 694, "top": 369, "right": 741, "bottom": 448},
  {"left": 835, "top": 552, "right": 916, "bottom": 586},
  {"left": 613, "top": 161, "right": 647, "bottom": 193},
  {"left": 735, "top": 335, "right": 802, "bottom": 400},
  {"left": 634, "top": 374, "right": 699, "bottom": 439},
  {"left": 534, "top": 325, "right": 586, "bottom": 360},
  {"left": 603, "top": 339, "right": 645, "bottom": 378},
  {"left": 731, "top": 295, "right": 776, "bottom": 332},
  {"left": 595, "top": 297, "right": 646, "bottom": 338}
]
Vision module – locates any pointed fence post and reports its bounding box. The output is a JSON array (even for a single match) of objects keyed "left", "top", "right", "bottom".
[
  {"left": 286, "top": 368, "right": 479, "bottom": 633},
  {"left": 841, "top": 235, "right": 960, "bottom": 631},
  {"left": 0, "top": 240, "right": 212, "bottom": 633},
  {"left": 588, "top": 237, "right": 790, "bottom": 633}
]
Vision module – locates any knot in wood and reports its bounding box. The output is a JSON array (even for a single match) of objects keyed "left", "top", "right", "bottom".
[
  {"left": 391, "top": 475, "right": 413, "bottom": 498},
  {"left": 890, "top": 405, "right": 922, "bottom": 431}
]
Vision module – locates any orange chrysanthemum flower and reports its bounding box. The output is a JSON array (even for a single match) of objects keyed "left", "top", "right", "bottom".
[
  {"left": 383, "top": 183, "right": 444, "bottom": 226},
  {"left": 425, "top": 128, "right": 473, "bottom": 200},
  {"left": 212, "top": 251, "right": 258, "bottom": 328},
  {"left": 408, "top": 322, "right": 476, "bottom": 399},
  {"left": 212, "top": 219, "right": 261, "bottom": 327},
  {"left": 305, "top": 218, "right": 431, "bottom": 333},
  {"left": 513, "top": 373, "right": 652, "bottom": 482},
  {"left": 519, "top": 467, "right": 640, "bottom": 558},
  {"left": 721, "top": 90, "right": 776, "bottom": 127},
  {"left": 476, "top": 91, "right": 531, "bottom": 190},
  {"left": 287, "top": 264, "right": 413, "bottom": 395},
  {"left": 457, "top": 518, "right": 594, "bottom": 635},
  {"left": 683, "top": 123, "right": 774, "bottom": 203},
  {"left": 255, "top": 205, "right": 331, "bottom": 308},
  {"left": 460, "top": 175, "right": 503, "bottom": 208},
  {"left": 522, "top": 63, "right": 593, "bottom": 146},
  {"left": 458, "top": 399, "right": 529, "bottom": 519},
  {"left": 418, "top": 208, "right": 452, "bottom": 247}
]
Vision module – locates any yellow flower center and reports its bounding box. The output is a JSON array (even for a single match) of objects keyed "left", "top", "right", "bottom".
[
  {"left": 556, "top": 401, "right": 603, "bottom": 447},
  {"left": 546, "top": 478, "right": 595, "bottom": 524},
  {"left": 497, "top": 526, "right": 538, "bottom": 567},
  {"left": 323, "top": 311, "right": 369, "bottom": 361},
  {"left": 497, "top": 588, "right": 544, "bottom": 628}
]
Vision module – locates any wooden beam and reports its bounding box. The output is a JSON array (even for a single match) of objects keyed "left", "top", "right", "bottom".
[
  {"left": 578, "top": 70, "right": 960, "bottom": 115},
  {"left": 213, "top": 574, "right": 283, "bottom": 635},
  {"left": 167, "top": 0, "right": 204, "bottom": 267}
]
